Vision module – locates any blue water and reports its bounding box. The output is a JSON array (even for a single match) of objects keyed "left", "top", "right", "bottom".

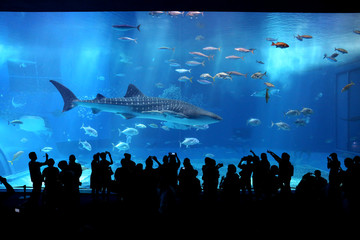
[{"left": 0, "top": 12, "right": 360, "bottom": 188}]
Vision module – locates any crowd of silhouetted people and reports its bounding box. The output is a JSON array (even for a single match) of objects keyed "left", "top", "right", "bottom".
[{"left": 2, "top": 149, "right": 360, "bottom": 223}]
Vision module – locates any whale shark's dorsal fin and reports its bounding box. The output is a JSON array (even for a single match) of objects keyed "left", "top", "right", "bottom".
[
  {"left": 124, "top": 84, "right": 145, "bottom": 98},
  {"left": 95, "top": 93, "right": 106, "bottom": 100}
]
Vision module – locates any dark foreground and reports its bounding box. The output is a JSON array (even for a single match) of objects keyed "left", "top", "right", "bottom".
[{"left": 0, "top": 190, "right": 358, "bottom": 236}]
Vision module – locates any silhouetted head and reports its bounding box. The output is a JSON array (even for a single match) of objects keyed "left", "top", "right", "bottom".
[
  {"left": 314, "top": 170, "right": 321, "bottom": 178},
  {"left": 47, "top": 158, "right": 55, "bottom": 167},
  {"left": 145, "top": 156, "right": 153, "bottom": 168},
  {"left": 227, "top": 164, "right": 236, "bottom": 175},
  {"left": 93, "top": 153, "right": 100, "bottom": 161},
  {"left": 344, "top": 157, "right": 354, "bottom": 169},
  {"left": 29, "top": 152, "right": 37, "bottom": 161},
  {"left": 281, "top": 152, "right": 290, "bottom": 161},
  {"left": 124, "top": 153, "right": 131, "bottom": 160},
  {"left": 329, "top": 152, "right": 338, "bottom": 160},
  {"left": 270, "top": 165, "right": 279, "bottom": 174},
  {"left": 183, "top": 158, "right": 191, "bottom": 167},
  {"left": 100, "top": 152, "right": 107, "bottom": 160},
  {"left": 58, "top": 160, "right": 68, "bottom": 170},
  {"left": 261, "top": 153, "right": 267, "bottom": 161},
  {"left": 69, "top": 154, "right": 76, "bottom": 163},
  {"left": 162, "top": 155, "right": 168, "bottom": 164},
  {"left": 354, "top": 155, "right": 360, "bottom": 164}
]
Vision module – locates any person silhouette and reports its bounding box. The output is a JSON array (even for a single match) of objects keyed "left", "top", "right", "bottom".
[
  {"left": 267, "top": 150, "right": 293, "bottom": 194},
  {"left": 99, "top": 151, "right": 113, "bottom": 199},
  {"left": 90, "top": 153, "right": 101, "bottom": 199},
  {"left": 327, "top": 152, "right": 342, "bottom": 201},
  {"left": 220, "top": 164, "right": 240, "bottom": 202},
  {"left": 68, "top": 154, "right": 82, "bottom": 193},
  {"left": 42, "top": 158, "right": 60, "bottom": 208},
  {"left": 28, "top": 152, "right": 48, "bottom": 203}
]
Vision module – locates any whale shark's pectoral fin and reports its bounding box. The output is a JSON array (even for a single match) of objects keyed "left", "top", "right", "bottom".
[
  {"left": 92, "top": 108, "right": 101, "bottom": 114},
  {"left": 117, "top": 113, "right": 136, "bottom": 119}
]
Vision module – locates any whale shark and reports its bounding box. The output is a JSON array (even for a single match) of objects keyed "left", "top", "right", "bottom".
[{"left": 50, "top": 80, "right": 222, "bottom": 125}]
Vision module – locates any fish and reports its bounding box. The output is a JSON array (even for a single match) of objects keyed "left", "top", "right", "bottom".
[
  {"left": 180, "top": 137, "right": 200, "bottom": 148},
  {"left": 200, "top": 73, "right": 215, "bottom": 81},
  {"left": 112, "top": 141, "right": 129, "bottom": 152},
  {"left": 162, "top": 121, "right": 191, "bottom": 130},
  {"left": 251, "top": 71, "right": 267, "bottom": 79},
  {"left": 266, "top": 37, "right": 277, "bottom": 41},
  {"left": 295, "top": 35, "right": 303, "bottom": 41},
  {"left": 271, "top": 121, "right": 290, "bottom": 130},
  {"left": 175, "top": 68, "right": 191, "bottom": 73},
  {"left": 189, "top": 52, "right": 213, "bottom": 60},
  {"left": 118, "top": 37, "right": 137, "bottom": 43},
  {"left": 8, "top": 120, "right": 23, "bottom": 126},
  {"left": 323, "top": 54, "right": 337, "bottom": 62},
  {"left": 167, "top": 11, "right": 184, "bottom": 17},
  {"left": 149, "top": 11, "right": 164, "bottom": 17},
  {"left": 20, "top": 138, "right": 28, "bottom": 143},
  {"left": 178, "top": 76, "right": 193, "bottom": 83},
  {"left": 294, "top": 118, "right": 310, "bottom": 127},
  {"left": 271, "top": 42, "right": 289, "bottom": 48},
  {"left": 195, "top": 35, "right": 205, "bottom": 41},
  {"left": 148, "top": 123, "right": 159, "bottom": 128},
  {"left": 119, "top": 127, "right": 139, "bottom": 136},
  {"left": 161, "top": 125, "right": 170, "bottom": 131},
  {"left": 185, "top": 60, "right": 205, "bottom": 67},
  {"left": 300, "top": 35, "right": 313, "bottom": 39},
  {"left": 80, "top": 123, "right": 98, "bottom": 137},
  {"left": 214, "top": 72, "right": 232, "bottom": 80},
  {"left": 226, "top": 71, "right": 247, "bottom": 78},
  {"left": 353, "top": 30, "right": 360, "bottom": 34},
  {"left": 9, "top": 151, "right": 24, "bottom": 165},
  {"left": 251, "top": 88, "right": 280, "bottom": 98},
  {"left": 264, "top": 82, "right": 275, "bottom": 87},
  {"left": 256, "top": 60, "right": 264, "bottom": 64},
  {"left": 202, "top": 46, "right": 220, "bottom": 51},
  {"left": 247, "top": 118, "right": 261, "bottom": 127},
  {"left": 335, "top": 48, "right": 348, "bottom": 54},
  {"left": 225, "top": 55, "right": 244, "bottom": 60},
  {"left": 300, "top": 107, "right": 314, "bottom": 115},
  {"left": 186, "top": 11, "right": 204, "bottom": 17},
  {"left": 18, "top": 115, "right": 51, "bottom": 135},
  {"left": 50, "top": 80, "right": 222, "bottom": 126},
  {"left": 41, "top": 147, "right": 53, "bottom": 153},
  {"left": 12, "top": 97, "right": 26, "bottom": 108},
  {"left": 79, "top": 140, "right": 92, "bottom": 151},
  {"left": 192, "top": 124, "right": 209, "bottom": 131},
  {"left": 265, "top": 88, "right": 269, "bottom": 103},
  {"left": 197, "top": 79, "right": 213, "bottom": 85},
  {"left": 341, "top": 81, "right": 355, "bottom": 93},
  {"left": 234, "top": 48, "right": 254, "bottom": 54},
  {"left": 135, "top": 123, "right": 147, "bottom": 129},
  {"left": 155, "top": 82, "right": 165, "bottom": 88},
  {"left": 284, "top": 110, "right": 301, "bottom": 117},
  {"left": 159, "top": 47, "right": 175, "bottom": 51},
  {"left": 112, "top": 24, "right": 141, "bottom": 32},
  {"left": 169, "top": 62, "right": 181, "bottom": 67}
]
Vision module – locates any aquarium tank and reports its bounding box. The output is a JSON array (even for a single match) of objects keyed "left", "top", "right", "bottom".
[{"left": 0, "top": 11, "right": 359, "bottom": 189}]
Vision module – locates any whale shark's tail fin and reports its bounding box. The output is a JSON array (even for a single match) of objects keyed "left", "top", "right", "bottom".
[{"left": 50, "top": 80, "right": 78, "bottom": 112}]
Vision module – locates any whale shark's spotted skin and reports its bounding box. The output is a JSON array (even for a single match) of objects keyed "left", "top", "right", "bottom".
[{"left": 50, "top": 80, "right": 222, "bottom": 126}]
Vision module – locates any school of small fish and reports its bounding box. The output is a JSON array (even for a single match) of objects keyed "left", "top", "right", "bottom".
[{"left": 4, "top": 12, "right": 359, "bottom": 164}]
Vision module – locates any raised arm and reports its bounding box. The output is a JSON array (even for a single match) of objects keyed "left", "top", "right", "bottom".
[{"left": 267, "top": 150, "right": 281, "bottom": 163}]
